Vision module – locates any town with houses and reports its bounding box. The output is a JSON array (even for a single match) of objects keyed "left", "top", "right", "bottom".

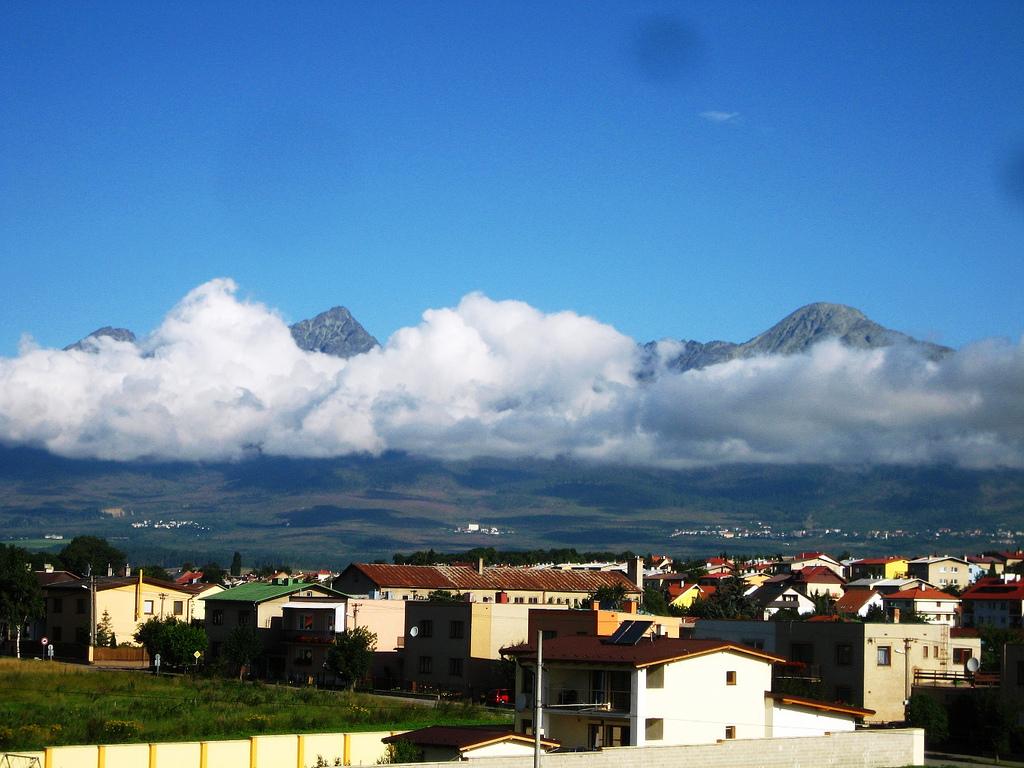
[{"left": 4, "top": 540, "right": 1024, "bottom": 766}]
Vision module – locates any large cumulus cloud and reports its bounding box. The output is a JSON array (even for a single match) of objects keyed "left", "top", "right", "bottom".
[{"left": 1, "top": 279, "right": 1021, "bottom": 468}]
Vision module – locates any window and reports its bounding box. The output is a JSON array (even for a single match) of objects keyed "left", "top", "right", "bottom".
[
  {"left": 877, "top": 646, "right": 892, "bottom": 666},
  {"left": 238, "top": 610, "right": 251, "bottom": 627},
  {"left": 143, "top": 600, "right": 154, "bottom": 615},
  {"left": 528, "top": 597, "right": 538, "bottom": 604},
  {"left": 541, "top": 629, "right": 557, "bottom": 641},
  {"left": 53, "top": 598, "right": 63, "bottom": 614},
  {"left": 301, "top": 614, "right": 314, "bottom": 630},
  {"left": 923, "top": 645, "right": 929, "bottom": 658},
  {"left": 448, "top": 657, "right": 464, "bottom": 677},
  {"left": 296, "top": 649, "right": 313, "bottom": 667},
  {"left": 726, "top": 670, "right": 736, "bottom": 685},
  {"left": 418, "top": 655, "right": 433, "bottom": 674},
  {"left": 725, "top": 726, "right": 736, "bottom": 740},
  {"left": 645, "top": 718, "right": 664, "bottom": 741},
  {"left": 835, "top": 685, "right": 853, "bottom": 704},
  {"left": 52, "top": 626, "right": 62, "bottom": 641},
  {"left": 835, "top": 643, "right": 853, "bottom": 666},
  {"left": 953, "top": 647, "right": 973, "bottom": 665},
  {"left": 75, "top": 627, "right": 89, "bottom": 644},
  {"left": 211, "top": 609, "right": 224, "bottom": 626},
  {"left": 76, "top": 598, "right": 86, "bottom": 615},
  {"left": 173, "top": 601, "right": 184, "bottom": 616},
  {"left": 741, "top": 637, "right": 765, "bottom": 650},
  {"left": 418, "top": 619, "right": 433, "bottom": 638},
  {"left": 514, "top": 597, "right": 524, "bottom": 604},
  {"left": 449, "top": 620, "right": 465, "bottom": 639},
  {"left": 647, "top": 665, "right": 665, "bottom": 689},
  {"left": 790, "top": 642, "right": 814, "bottom": 664}
]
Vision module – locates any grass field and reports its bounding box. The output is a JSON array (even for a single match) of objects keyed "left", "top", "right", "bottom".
[{"left": 0, "top": 659, "right": 512, "bottom": 751}]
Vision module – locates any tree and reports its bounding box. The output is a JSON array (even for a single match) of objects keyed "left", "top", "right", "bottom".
[
  {"left": 642, "top": 585, "right": 670, "bottom": 616},
  {"left": 685, "top": 577, "right": 759, "bottom": 620},
  {"left": 0, "top": 544, "right": 44, "bottom": 659},
  {"left": 906, "top": 694, "right": 949, "bottom": 746},
  {"left": 95, "top": 609, "right": 115, "bottom": 647},
  {"left": 58, "top": 536, "right": 126, "bottom": 577},
  {"left": 377, "top": 740, "right": 423, "bottom": 764},
  {"left": 199, "top": 562, "right": 226, "bottom": 584},
  {"left": 811, "top": 592, "right": 836, "bottom": 617},
  {"left": 230, "top": 552, "right": 243, "bottom": 577},
  {"left": 590, "top": 583, "right": 628, "bottom": 610},
  {"left": 863, "top": 604, "right": 887, "bottom": 623},
  {"left": 224, "top": 625, "right": 263, "bottom": 680},
  {"left": 139, "top": 564, "right": 171, "bottom": 582},
  {"left": 133, "top": 616, "right": 206, "bottom": 667},
  {"left": 426, "top": 589, "right": 464, "bottom": 603},
  {"left": 326, "top": 626, "right": 377, "bottom": 690}
]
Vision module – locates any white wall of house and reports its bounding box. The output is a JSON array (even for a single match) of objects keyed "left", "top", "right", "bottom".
[
  {"left": 766, "top": 701, "right": 858, "bottom": 738},
  {"left": 643, "top": 651, "right": 772, "bottom": 745}
]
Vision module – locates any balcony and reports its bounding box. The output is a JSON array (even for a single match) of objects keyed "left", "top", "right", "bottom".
[
  {"left": 281, "top": 629, "right": 337, "bottom": 645},
  {"left": 547, "top": 688, "right": 631, "bottom": 714}
]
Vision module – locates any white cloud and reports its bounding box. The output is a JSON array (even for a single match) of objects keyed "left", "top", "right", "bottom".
[
  {"left": 0, "top": 279, "right": 1021, "bottom": 468},
  {"left": 699, "top": 110, "right": 740, "bottom": 123}
]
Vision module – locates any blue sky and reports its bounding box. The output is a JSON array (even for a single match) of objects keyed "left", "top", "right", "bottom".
[{"left": 2, "top": 2, "right": 1023, "bottom": 357}]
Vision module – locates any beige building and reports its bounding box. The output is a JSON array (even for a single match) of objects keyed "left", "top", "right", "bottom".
[
  {"left": 401, "top": 600, "right": 565, "bottom": 697},
  {"left": 691, "top": 619, "right": 981, "bottom": 722},
  {"left": 42, "top": 574, "right": 205, "bottom": 658},
  {"left": 881, "top": 587, "right": 961, "bottom": 626},
  {"left": 905, "top": 556, "right": 971, "bottom": 589}
]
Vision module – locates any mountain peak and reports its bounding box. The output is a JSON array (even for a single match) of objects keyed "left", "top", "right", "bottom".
[
  {"left": 63, "top": 327, "right": 137, "bottom": 352},
  {"left": 289, "top": 306, "right": 379, "bottom": 358}
]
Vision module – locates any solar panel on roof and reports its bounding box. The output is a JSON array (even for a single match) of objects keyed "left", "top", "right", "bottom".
[
  {"left": 604, "top": 621, "right": 634, "bottom": 645},
  {"left": 616, "top": 620, "right": 653, "bottom": 645}
]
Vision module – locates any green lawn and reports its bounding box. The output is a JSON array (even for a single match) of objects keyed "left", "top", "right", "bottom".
[{"left": 0, "top": 659, "right": 511, "bottom": 751}]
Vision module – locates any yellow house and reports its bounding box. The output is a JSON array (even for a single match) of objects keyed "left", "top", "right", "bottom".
[
  {"left": 667, "top": 583, "right": 709, "bottom": 609},
  {"left": 43, "top": 573, "right": 206, "bottom": 657},
  {"left": 848, "top": 557, "right": 908, "bottom": 581}
]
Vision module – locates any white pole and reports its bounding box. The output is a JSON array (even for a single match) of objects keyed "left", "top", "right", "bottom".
[{"left": 534, "top": 628, "right": 543, "bottom": 768}]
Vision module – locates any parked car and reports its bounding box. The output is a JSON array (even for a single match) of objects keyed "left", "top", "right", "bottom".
[{"left": 485, "top": 687, "right": 512, "bottom": 706}]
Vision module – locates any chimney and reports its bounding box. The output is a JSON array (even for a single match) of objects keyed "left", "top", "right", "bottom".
[
  {"left": 627, "top": 556, "right": 644, "bottom": 592},
  {"left": 124, "top": 563, "right": 131, "bottom": 577},
  {"left": 624, "top": 599, "right": 638, "bottom": 614},
  {"left": 477, "top": 557, "right": 485, "bottom": 576},
  {"left": 107, "top": 563, "right": 113, "bottom": 577}
]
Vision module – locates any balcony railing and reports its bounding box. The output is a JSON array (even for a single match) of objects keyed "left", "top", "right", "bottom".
[
  {"left": 547, "top": 688, "right": 631, "bottom": 713},
  {"left": 281, "top": 629, "right": 337, "bottom": 644},
  {"left": 914, "top": 669, "right": 1000, "bottom": 687}
]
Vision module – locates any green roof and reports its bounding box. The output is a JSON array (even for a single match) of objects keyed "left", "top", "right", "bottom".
[{"left": 202, "top": 581, "right": 343, "bottom": 603}]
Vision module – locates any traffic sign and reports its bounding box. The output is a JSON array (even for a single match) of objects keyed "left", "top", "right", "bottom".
[
  {"left": 193, "top": 651, "right": 202, "bottom": 659},
  {"left": 41, "top": 636, "right": 48, "bottom": 646}
]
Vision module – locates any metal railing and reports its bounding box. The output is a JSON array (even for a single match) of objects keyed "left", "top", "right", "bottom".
[{"left": 914, "top": 669, "right": 1000, "bottom": 687}]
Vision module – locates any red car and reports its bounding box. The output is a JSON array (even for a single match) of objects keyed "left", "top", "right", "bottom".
[{"left": 486, "top": 688, "right": 513, "bottom": 706}]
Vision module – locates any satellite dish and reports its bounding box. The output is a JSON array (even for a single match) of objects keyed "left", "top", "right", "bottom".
[
  {"left": 515, "top": 693, "right": 528, "bottom": 712},
  {"left": 965, "top": 656, "right": 981, "bottom": 673},
  {"left": 409, "top": 626, "right": 419, "bottom": 637}
]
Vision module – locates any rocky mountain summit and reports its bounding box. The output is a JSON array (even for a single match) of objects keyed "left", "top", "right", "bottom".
[
  {"left": 288, "top": 306, "right": 379, "bottom": 357},
  {"left": 63, "top": 327, "right": 137, "bottom": 352},
  {"left": 64, "top": 307, "right": 379, "bottom": 359},
  {"left": 643, "top": 302, "right": 951, "bottom": 375}
]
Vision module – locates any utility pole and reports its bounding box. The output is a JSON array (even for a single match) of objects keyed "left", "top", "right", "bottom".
[
  {"left": 89, "top": 576, "right": 96, "bottom": 648},
  {"left": 534, "top": 628, "right": 543, "bottom": 768}
]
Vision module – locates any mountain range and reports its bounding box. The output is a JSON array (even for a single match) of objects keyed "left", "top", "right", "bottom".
[{"left": 64, "top": 302, "right": 949, "bottom": 370}]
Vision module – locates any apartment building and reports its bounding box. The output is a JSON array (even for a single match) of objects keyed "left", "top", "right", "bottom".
[{"left": 905, "top": 556, "right": 971, "bottom": 589}]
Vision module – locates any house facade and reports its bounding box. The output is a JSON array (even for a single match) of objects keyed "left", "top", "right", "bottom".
[
  {"left": 906, "top": 557, "right": 971, "bottom": 589},
  {"left": 881, "top": 587, "right": 961, "bottom": 626},
  {"left": 960, "top": 576, "right": 1024, "bottom": 628}
]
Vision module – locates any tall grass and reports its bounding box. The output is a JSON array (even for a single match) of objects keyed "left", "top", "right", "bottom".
[{"left": 0, "top": 659, "right": 510, "bottom": 751}]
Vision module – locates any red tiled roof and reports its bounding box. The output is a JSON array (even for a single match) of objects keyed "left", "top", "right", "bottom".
[
  {"left": 795, "top": 566, "right": 845, "bottom": 584},
  {"left": 344, "top": 563, "right": 640, "bottom": 594},
  {"left": 835, "top": 589, "right": 880, "bottom": 613},
  {"left": 961, "top": 582, "right": 1024, "bottom": 601},
  {"left": 382, "top": 726, "right": 559, "bottom": 750},
  {"left": 504, "top": 634, "right": 783, "bottom": 667}
]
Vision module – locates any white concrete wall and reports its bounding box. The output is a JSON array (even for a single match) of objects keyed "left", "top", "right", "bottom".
[{"left": 766, "top": 701, "right": 857, "bottom": 738}]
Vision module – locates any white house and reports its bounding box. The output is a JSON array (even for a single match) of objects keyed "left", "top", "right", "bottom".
[{"left": 506, "top": 626, "right": 872, "bottom": 749}]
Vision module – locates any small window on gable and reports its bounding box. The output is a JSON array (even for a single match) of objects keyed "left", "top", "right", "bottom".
[
  {"left": 725, "top": 726, "right": 736, "bottom": 740},
  {"left": 726, "top": 670, "right": 736, "bottom": 685}
]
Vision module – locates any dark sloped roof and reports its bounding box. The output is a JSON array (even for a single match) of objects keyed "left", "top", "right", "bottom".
[
  {"left": 766, "top": 692, "right": 874, "bottom": 718},
  {"left": 504, "top": 634, "right": 783, "bottom": 668},
  {"left": 344, "top": 563, "right": 640, "bottom": 594}
]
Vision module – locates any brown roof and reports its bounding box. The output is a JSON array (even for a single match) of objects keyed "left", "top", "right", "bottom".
[
  {"left": 35, "top": 570, "right": 79, "bottom": 586},
  {"left": 835, "top": 589, "right": 880, "bottom": 613},
  {"left": 765, "top": 692, "right": 874, "bottom": 718},
  {"left": 345, "top": 563, "right": 640, "bottom": 595},
  {"left": 795, "top": 566, "right": 845, "bottom": 584},
  {"left": 382, "top": 727, "right": 558, "bottom": 751},
  {"left": 504, "top": 634, "right": 783, "bottom": 668},
  {"left": 42, "top": 575, "right": 201, "bottom": 595}
]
